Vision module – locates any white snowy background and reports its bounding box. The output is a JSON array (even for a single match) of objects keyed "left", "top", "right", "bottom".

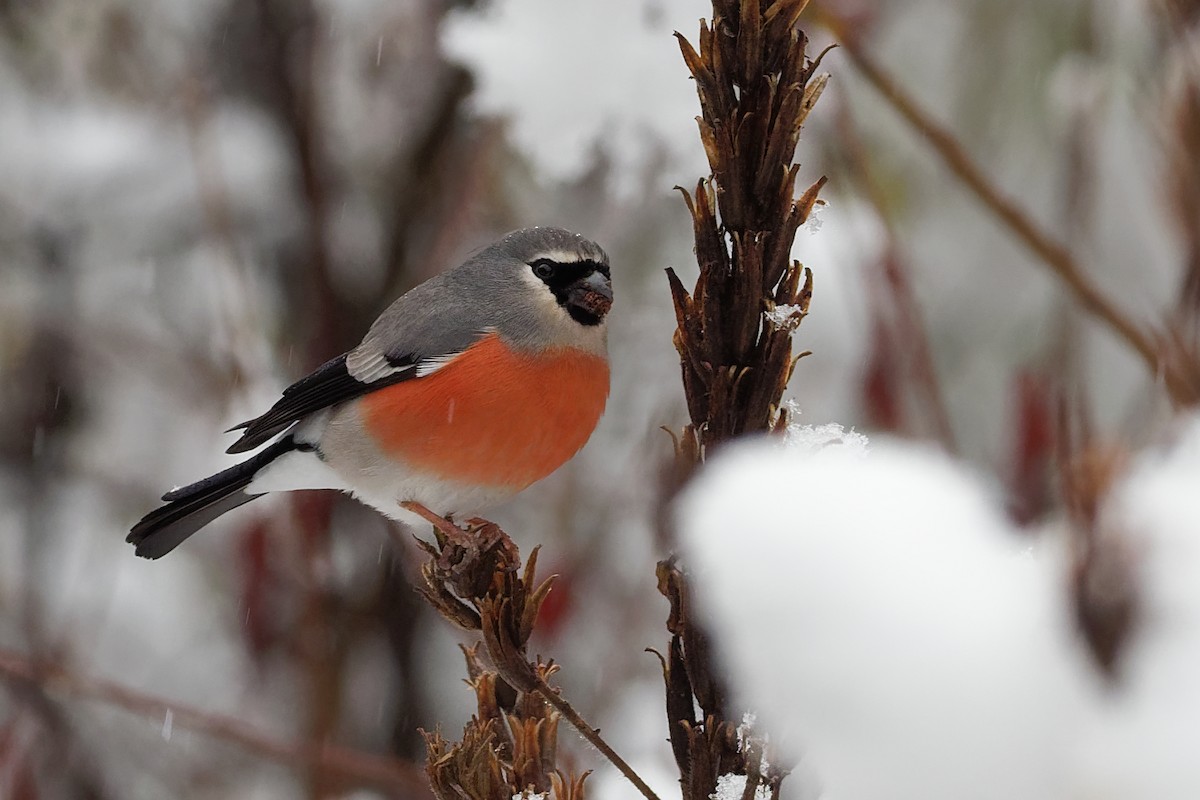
[{"left": 2, "top": 0, "right": 1198, "bottom": 797}]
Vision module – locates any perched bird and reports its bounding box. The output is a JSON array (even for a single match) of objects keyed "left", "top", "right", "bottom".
[{"left": 128, "top": 227, "right": 613, "bottom": 559}]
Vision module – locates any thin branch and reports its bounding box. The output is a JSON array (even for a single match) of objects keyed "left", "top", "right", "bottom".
[
  {"left": 0, "top": 649, "right": 429, "bottom": 797},
  {"left": 817, "top": 8, "right": 1197, "bottom": 406},
  {"left": 532, "top": 675, "right": 663, "bottom": 800}
]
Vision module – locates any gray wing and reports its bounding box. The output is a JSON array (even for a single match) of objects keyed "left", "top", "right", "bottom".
[{"left": 225, "top": 276, "right": 484, "bottom": 454}]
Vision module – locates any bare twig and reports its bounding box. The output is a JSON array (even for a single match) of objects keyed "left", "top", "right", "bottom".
[
  {"left": 0, "top": 649, "right": 429, "bottom": 797},
  {"left": 532, "top": 675, "right": 663, "bottom": 800},
  {"left": 816, "top": 7, "right": 1200, "bottom": 406}
]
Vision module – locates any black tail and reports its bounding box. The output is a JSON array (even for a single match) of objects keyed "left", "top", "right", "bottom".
[{"left": 127, "top": 437, "right": 297, "bottom": 559}]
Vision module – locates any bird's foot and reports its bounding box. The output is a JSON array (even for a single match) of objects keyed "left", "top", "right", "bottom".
[
  {"left": 401, "top": 501, "right": 462, "bottom": 538},
  {"left": 463, "top": 516, "right": 503, "bottom": 537}
]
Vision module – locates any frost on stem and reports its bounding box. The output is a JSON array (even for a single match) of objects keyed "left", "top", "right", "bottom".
[{"left": 784, "top": 421, "right": 870, "bottom": 455}]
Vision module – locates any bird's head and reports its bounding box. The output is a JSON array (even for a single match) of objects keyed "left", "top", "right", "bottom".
[{"left": 462, "top": 227, "right": 613, "bottom": 355}]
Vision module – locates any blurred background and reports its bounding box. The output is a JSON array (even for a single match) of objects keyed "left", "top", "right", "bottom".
[{"left": 0, "top": 0, "right": 1196, "bottom": 796}]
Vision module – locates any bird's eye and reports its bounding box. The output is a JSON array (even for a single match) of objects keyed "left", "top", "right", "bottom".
[{"left": 532, "top": 262, "right": 555, "bottom": 279}]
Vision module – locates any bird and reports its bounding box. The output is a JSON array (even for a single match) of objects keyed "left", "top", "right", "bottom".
[{"left": 128, "top": 227, "right": 613, "bottom": 559}]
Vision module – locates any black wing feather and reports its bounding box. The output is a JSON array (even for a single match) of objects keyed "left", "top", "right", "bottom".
[{"left": 225, "top": 353, "right": 416, "bottom": 454}]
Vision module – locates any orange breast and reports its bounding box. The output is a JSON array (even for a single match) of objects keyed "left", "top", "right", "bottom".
[{"left": 359, "top": 333, "right": 609, "bottom": 489}]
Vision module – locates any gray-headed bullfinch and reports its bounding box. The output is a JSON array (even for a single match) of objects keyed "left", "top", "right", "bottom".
[{"left": 128, "top": 227, "right": 612, "bottom": 559}]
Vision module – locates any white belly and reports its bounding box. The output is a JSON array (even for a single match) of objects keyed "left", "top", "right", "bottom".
[{"left": 248, "top": 406, "right": 519, "bottom": 525}]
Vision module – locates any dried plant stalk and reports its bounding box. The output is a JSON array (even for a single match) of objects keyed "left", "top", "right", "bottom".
[
  {"left": 659, "top": 4, "right": 826, "bottom": 799},
  {"left": 408, "top": 508, "right": 659, "bottom": 800},
  {"left": 668, "top": 0, "right": 829, "bottom": 461},
  {"left": 654, "top": 561, "right": 791, "bottom": 800},
  {"left": 423, "top": 647, "right": 570, "bottom": 800}
]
